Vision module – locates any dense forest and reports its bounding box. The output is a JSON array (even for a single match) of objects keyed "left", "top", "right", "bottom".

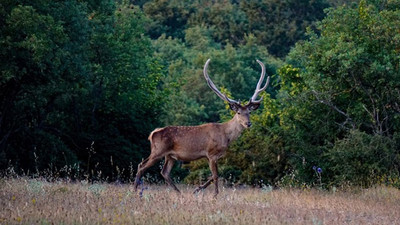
[{"left": 1, "top": 0, "right": 399, "bottom": 188}]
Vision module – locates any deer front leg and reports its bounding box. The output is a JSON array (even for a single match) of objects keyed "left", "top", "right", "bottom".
[
  {"left": 193, "top": 177, "right": 213, "bottom": 194},
  {"left": 209, "top": 159, "right": 219, "bottom": 197}
]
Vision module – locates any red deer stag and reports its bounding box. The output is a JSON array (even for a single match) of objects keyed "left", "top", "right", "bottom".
[{"left": 134, "top": 59, "right": 270, "bottom": 197}]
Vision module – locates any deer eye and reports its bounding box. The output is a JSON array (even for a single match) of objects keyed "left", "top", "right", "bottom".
[{"left": 238, "top": 112, "right": 241, "bottom": 115}]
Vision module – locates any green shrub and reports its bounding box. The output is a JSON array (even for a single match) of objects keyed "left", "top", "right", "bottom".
[{"left": 325, "top": 130, "right": 400, "bottom": 187}]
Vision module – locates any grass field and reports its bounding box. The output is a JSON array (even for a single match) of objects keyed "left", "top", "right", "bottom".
[{"left": 1, "top": 178, "right": 399, "bottom": 224}]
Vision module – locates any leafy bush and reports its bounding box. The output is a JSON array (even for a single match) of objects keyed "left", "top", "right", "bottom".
[{"left": 325, "top": 130, "right": 400, "bottom": 187}]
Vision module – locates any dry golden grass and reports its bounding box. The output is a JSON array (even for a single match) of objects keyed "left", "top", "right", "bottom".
[{"left": 1, "top": 178, "right": 399, "bottom": 224}]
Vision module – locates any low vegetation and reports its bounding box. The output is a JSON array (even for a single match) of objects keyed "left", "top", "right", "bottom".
[
  {"left": 1, "top": 1, "right": 399, "bottom": 223},
  {"left": 1, "top": 178, "right": 400, "bottom": 224}
]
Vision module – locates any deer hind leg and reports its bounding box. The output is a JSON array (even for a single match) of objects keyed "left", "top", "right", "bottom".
[
  {"left": 161, "top": 156, "right": 180, "bottom": 193},
  {"left": 134, "top": 154, "right": 163, "bottom": 191}
]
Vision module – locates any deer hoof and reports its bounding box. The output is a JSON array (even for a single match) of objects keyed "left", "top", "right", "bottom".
[{"left": 193, "top": 188, "right": 202, "bottom": 194}]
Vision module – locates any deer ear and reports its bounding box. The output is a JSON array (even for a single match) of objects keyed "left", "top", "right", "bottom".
[
  {"left": 248, "top": 103, "right": 260, "bottom": 111},
  {"left": 229, "top": 103, "right": 240, "bottom": 112}
]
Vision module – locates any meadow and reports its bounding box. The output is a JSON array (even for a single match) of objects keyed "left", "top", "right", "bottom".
[{"left": 1, "top": 178, "right": 400, "bottom": 224}]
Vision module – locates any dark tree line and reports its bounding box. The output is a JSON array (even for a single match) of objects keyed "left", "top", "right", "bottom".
[
  {"left": 1, "top": 0, "right": 399, "bottom": 187},
  {"left": 0, "top": 0, "right": 164, "bottom": 180}
]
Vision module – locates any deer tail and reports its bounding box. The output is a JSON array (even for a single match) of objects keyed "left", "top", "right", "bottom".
[{"left": 148, "top": 128, "right": 164, "bottom": 142}]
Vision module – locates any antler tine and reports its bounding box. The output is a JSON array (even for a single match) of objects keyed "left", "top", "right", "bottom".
[
  {"left": 250, "top": 59, "right": 270, "bottom": 103},
  {"left": 203, "top": 59, "right": 239, "bottom": 104}
]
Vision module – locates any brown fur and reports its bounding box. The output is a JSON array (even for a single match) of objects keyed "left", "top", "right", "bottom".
[
  {"left": 134, "top": 59, "right": 267, "bottom": 197},
  {"left": 134, "top": 107, "right": 252, "bottom": 197}
]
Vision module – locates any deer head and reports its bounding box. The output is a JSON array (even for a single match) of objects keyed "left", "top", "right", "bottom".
[{"left": 203, "top": 59, "right": 270, "bottom": 128}]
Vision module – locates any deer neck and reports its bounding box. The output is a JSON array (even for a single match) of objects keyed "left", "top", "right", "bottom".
[{"left": 223, "top": 114, "right": 246, "bottom": 144}]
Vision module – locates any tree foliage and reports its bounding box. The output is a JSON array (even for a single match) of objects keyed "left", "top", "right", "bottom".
[
  {"left": 275, "top": 0, "right": 400, "bottom": 187},
  {"left": 0, "top": 0, "right": 164, "bottom": 180},
  {"left": 142, "top": 0, "right": 329, "bottom": 57},
  {"left": 191, "top": 0, "right": 400, "bottom": 187},
  {"left": 1, "top": 0, "right": 399, "bottom": 188}
]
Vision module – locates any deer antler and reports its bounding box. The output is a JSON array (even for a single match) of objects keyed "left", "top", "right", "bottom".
[
  {"left": 203, "top": 59, "right": 239, "bottom": 104},
  {"left": 249, "top": 59, "right": 270, "bottom": 104}
]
